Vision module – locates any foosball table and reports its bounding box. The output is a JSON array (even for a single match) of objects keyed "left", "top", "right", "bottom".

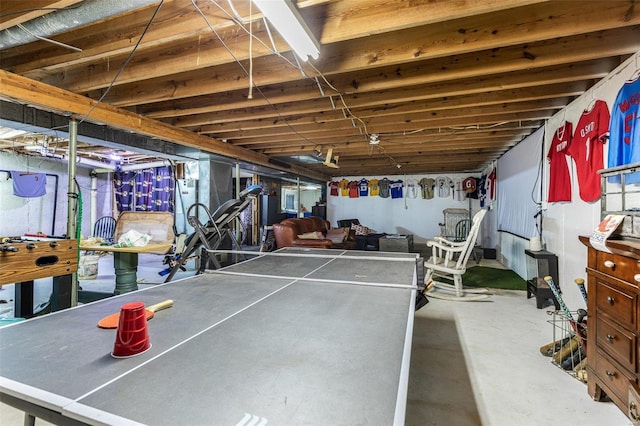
[{"left": 0, "top": 236, "right": 78, "bottom": 318}]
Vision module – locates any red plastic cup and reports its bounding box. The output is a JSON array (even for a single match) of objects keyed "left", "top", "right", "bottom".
[{"left": 111, "top": 301, "right": 152, "bottom": 358}]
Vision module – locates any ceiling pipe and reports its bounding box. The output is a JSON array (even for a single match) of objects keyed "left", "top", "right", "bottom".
[
  {"left": 0, "top": 0, "right": 159, "bottom": 49},
  {"left": 90, "top": 172, "right": 98, "bottom": 234},
  {"left": 27, "top": 151, "right": 170, "bottom": 173},
  {"left": 118, "top": 160, "right": 172, "bottom": 171},
  {"left": 79, "top": 157, "right": 116, "bottom": 170}
]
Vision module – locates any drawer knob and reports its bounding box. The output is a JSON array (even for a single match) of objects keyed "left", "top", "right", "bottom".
[
  {"left": 607, "top": 296, "right": 615, "bottom": 305},
  {"left": 606, "top": 370, "right": 616, "bottom": 379},
  {"left": 606, "top": 334, "right": 615, "bottom": 342},
  {"left": 604, "top": 260, "right": 615, "bottom": 268},
  {"left": 635, "top": 274, "right": 640, "bottom": 283}
]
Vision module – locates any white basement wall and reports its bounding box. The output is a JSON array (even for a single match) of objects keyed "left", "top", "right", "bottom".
[
  {"left": 326, "top": 51, "right": 640, "bottom": 312},
  {"left": 539, "top": 51, "right": 640, "bottom": 310},
  {"left": 0, "top": 151, "right": 112, "bottom": 238},
  {"left": 326, "top": 173, "right": 483, "bottom": 245}
]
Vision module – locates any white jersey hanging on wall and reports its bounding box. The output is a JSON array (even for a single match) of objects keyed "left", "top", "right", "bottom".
[
  {"left": 405, "top": 178, "right": 418, "bottom": 199},
  {"left": 436, "top": 176, "right": 453, "bottom": 198}
]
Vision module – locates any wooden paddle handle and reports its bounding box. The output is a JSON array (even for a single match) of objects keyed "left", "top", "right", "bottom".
[{"left": 147, "top": 300, "right": 173, "bottom": 313}]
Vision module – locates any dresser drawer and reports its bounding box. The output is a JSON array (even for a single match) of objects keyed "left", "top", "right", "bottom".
[
  {"left": 594, "top": 349, "right": 635, "bottom": 403},
  {"left": 596, "top": 280, "right": 636, "bottom": 327},
  {"left": 596, "top": 315, "right": 636, "bottom": 371},
  {"left": 596, "top": 251, "right": 640, "bottom": 284}
]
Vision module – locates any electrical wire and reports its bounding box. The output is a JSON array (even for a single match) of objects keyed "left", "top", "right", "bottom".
[
  {"left": 208, "top": 0, "right": 301, "bottom": 71},
  {"left": 192, "top": 0, "right": 318, "bottom": 147},
  {"left": 16, "top": 23, "right": 82, "bottom": 52},
  {"left": 202, "top": 0, "right": 407, "bottom": 168},
  {"left": 20, "top": 0, "right": 165, "bottom": 137},
  {"left": 78, "top": 0, "right": 165, "bottom": 126},
  {"left": 205, "top": 0, "right": 377, "bottom": 155}
]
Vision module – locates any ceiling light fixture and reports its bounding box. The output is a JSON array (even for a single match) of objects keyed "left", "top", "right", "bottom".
[{"left": 252, "top": 0, "right": 320, "bottom": 61}]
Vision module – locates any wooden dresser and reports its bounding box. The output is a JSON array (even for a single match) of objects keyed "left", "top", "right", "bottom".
[{"left": 579, "top": 236, "right": 640, "bottom": 422}]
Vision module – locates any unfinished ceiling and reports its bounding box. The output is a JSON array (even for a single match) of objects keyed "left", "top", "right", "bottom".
[{"left": 0, "top": 0, "right": 639, "bottom": 179}]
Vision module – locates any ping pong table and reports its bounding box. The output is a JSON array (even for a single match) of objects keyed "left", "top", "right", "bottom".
[{"left": 0, "top": 248, "right": 420, "bottom": 425}]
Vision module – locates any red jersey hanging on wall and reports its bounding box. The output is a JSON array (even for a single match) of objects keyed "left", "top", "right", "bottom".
[
  {"left": 568, "top": 100, "right": 610, "bottom": 202},
  {"left": 547, "top": 121, "right": 573, "bottom": 203}
]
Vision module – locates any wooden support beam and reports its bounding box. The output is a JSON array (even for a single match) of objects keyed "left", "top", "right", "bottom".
[{"left": 0, "top": 70, "right": 327, "bottom": 181}]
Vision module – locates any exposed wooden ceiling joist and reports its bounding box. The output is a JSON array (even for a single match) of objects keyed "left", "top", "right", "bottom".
[{"left": 0, "top": 0, "right": 637, "bottom": 177}]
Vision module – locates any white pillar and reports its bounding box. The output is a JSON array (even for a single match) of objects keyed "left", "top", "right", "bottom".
[{"left": 90, "top": 171, "right": 98, "bottom": 232}]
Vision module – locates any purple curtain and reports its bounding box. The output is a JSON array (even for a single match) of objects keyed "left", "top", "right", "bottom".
[{"left": 114, "top": 166, "right": 175, "bottom": 213}]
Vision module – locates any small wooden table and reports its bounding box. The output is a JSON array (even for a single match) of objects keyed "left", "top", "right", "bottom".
[
  {"left": 79, "top": 211, "right": 175, "bottom": 301},
  {"left": 79, "top": 243, "right": 171, "bottom": 300}
]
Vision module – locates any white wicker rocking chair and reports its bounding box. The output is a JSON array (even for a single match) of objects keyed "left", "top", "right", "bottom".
[{"left": 424, "top": 209, "right": 490, "bottom": 301}]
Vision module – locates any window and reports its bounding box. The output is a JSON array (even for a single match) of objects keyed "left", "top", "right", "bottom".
[
  {"left": 281, "top": 187, "right": 298, "bottom": 212},
  {"left": 285, "top": 193, "right": 295, "bottom": 210}
]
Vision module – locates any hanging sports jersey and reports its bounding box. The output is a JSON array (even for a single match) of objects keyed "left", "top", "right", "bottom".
[
  {"left": 348, "top": 181, "right": 359, "bottom": 198},
  {"left": 486, "top": 168, "right": 496, "bottom": 201},
  {"left": 11, "top": 171, "right": 47, "bottom": 197},
  {"left": 379, "top": 178, "right": 391, "bottom": 198},
  {"left": 328, "top": 180, "right": 339, "bottom": 196},
  {"left": 436, "top": 176, "right": 453, "bottom": 198},
  {"left": 608, "top": 77, "right": 640, "bottom": 184},
  {"left": 390, "top": 179, "right": 404, "bottom": 199},
  {"left": 547, "top": 121, "right": 573, "bottom": 202},
  {"left": 453, "top": 179, "right": 466, "bottom": 201},
  {"left": 568, "top": 100, "right": 610, "bottom": 202},
  {"left": 368, "top": 179, "right": 380, "bottom": 196},
  {"left": 406, "top": 179, "right": 418, "bottom": 199},
  {"left": 418, "top": 177, "right": 435, "bottom": 199},
  {"left": 339, "top": 178, "right": 349, "bottom": 196},
  {"left": 478, "top": 174, "right": 487, "bottom": 207},
  {"left": 358, "top": 178, "right": 369, "bottom": 196}
]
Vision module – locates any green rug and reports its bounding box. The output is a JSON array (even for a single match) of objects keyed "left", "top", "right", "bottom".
[{"left": 439, "top": 266, "right": 526, "bottom": 290}]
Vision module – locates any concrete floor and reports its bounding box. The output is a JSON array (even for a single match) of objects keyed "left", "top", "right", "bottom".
[{"left": 0, "top": 252, "right": 631, "bottom": 425}]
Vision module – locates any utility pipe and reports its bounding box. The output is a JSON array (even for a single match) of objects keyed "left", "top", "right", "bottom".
[
  {"left": 119, "top": 160, "right": 172, "bottom": 171},
  {"left": 0, "top": 0, "right": 159, "bottom": 49},
  {"left": 235, "top": 162, "right": 241, "bottom": 242},
  {"left": 66, "top": 119, "right": 78, "bottom": 307},
  {"left": 90, "top": 172, "right": 98, "bottom": 232},
  {"left": 297, "top": 177, "right": 301, "bottom": 217}
]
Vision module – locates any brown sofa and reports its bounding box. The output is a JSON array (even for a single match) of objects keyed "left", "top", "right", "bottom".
[{"left": 272, "top": 217, "right": 355, "bottom": 249}]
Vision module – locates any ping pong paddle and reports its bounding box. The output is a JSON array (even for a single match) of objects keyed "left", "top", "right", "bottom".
[{"left": 97, "top": 300, "right": 173, "bottom": 329}]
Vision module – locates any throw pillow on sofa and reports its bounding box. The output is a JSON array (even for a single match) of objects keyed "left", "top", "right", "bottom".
[
  {"left": 351, "top": 223, "right": 373, "bottom": 236},
  {"left": 297, "top": 231, "right": 324, "bottom": 240}
]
